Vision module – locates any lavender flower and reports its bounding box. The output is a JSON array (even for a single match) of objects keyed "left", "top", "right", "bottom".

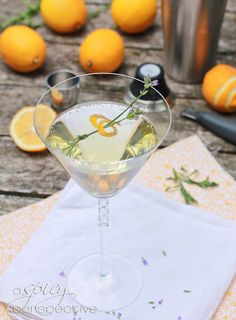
[
  {"left": 141, "top": 257, "right": 148, "bottom": 266},
  {"left": 151, "top": 80, "right": 159, "bottom": 86}
]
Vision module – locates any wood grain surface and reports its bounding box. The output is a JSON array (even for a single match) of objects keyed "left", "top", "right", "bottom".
[{"left": 0, "top": 0, "right": 236, "bottom": 214}]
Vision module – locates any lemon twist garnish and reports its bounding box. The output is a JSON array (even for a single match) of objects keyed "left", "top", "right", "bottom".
[{"left": 90, "top": 114, "right": 117, "bottom": 137}]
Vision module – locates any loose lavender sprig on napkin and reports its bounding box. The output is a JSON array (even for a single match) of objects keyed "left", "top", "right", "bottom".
[{"left": 166, "top": 167, "right": 218, "bottom": 204}]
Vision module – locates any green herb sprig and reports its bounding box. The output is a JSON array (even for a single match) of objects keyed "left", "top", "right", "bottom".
[
  {"left": 0, "top": 1, "right": 41, "bottom": 31},
  {"left": 166, "top": 167, "right": 218, "bottom": 205},
  {"left": 63, "top": 76, "right": 156, "bottom": 157}
]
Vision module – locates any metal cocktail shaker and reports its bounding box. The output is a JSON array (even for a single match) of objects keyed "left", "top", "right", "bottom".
[{"left": 161, "top": 0, "right": 227, "bottom": 83}]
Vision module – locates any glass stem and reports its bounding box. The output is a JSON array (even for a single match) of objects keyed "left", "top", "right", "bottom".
[{"left": 98, "top": 198, "right": 110, "bottom": 277}]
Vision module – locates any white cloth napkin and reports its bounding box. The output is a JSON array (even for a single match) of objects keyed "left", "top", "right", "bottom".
[{"left": 0, "top": 179, "right": 236, "bottom": 320}]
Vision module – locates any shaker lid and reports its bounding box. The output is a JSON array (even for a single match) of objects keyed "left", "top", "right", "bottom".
[{"left": 130, "top": 63, "right": 170, "bottom": 101}]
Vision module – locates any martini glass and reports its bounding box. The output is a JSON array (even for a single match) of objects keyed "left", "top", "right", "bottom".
[{"left": 34, "top": 73, "right": 172, "bottom": 311}]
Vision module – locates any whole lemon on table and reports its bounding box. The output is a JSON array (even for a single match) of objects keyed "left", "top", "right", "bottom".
[
  {"left": 111, "top": 0, "right": 157, "bottom": 34},
  {"left": 202, "top": 64, "right": 236, "bottom": 113},
  {"left": 41, "top": 0, "right": 87, "bottom": 33},
  {"left": 79, "top": 29, "right": 125, "bottom": 72},
  {"left": 0, "top": 25, "right": 46, "bottom": 73}
]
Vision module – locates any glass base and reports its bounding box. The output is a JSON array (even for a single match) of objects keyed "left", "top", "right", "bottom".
[{"left": 67, "top": 253, "right": 143, "bottom": 311}]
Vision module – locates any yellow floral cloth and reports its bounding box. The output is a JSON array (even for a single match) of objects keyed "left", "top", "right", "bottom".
[{"left": 0, "top": 135, "right": 235, "bottom": 319}]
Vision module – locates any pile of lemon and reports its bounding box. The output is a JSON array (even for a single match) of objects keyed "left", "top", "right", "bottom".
[{"left": 0, "top": 0, "right": 157, "bottom": 74}]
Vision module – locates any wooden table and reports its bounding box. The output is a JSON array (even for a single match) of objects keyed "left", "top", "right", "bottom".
[{"left": 0, "top": 0, "right": 236, "bottom": 215}]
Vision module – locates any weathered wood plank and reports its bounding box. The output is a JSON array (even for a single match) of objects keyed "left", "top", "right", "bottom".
[
  {"left": 39, "top": 10, "right": 236, "bottom": 52},
  {"left": 1, "top": 84, "right": 236, "bottom": 152},
  {"left": 2, "top": 0, "right": 234, "bottom": 13},
  {"left": 0, "top": 2, "right": 235, "bottom": 52},
  {"left": 226, "top": 0, "right": 236, "bottom": 13},
  {"left": 0, "top": 136, "right": 68, "bottom": 196},
  {"left": 1, "top": 148, "right": 235, "bottom": 216},
  {"left": 0, "top": 135, "right": 235, "bottom": 215},
  {"left": 0, "top": 194, "right": 42, "bottom": 215},
  {"left": 220, "top": 11, "right": 236, "bottom": 51},
  {"left": 0, "top": 112, "right": 236, "bottom": 196},
  {"left": 0, "top": 44, "right": 235, "bottom": 101},
  {"left": 0, "top": 0, "right": 235, "bottom": 216},
  {"left": 87, "top": 0, "right": 236, "bottom": 13},
  {"left": 216, "top": 152, "right": 236, "bottom": 179},
  {"left": 169, "top": 98, "right": 236, "bottom": 152}
]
